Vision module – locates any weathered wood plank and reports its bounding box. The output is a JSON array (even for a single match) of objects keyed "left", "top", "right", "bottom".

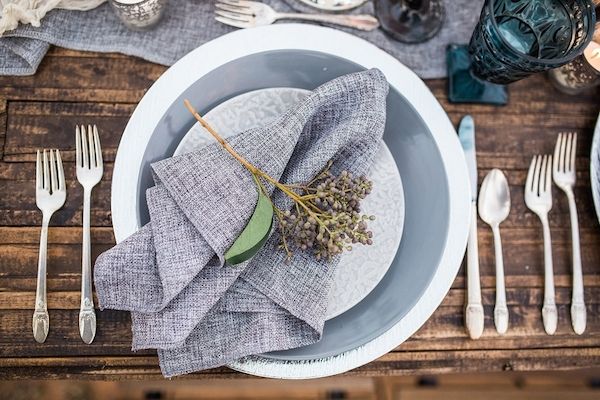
[
  {"left": 4, "top": 101, "right": 130, "bottom": 160},
  {"left": 0, "top": 227, "right": 115, "bottom": 244},
  {"left": 0, "top": 56, "right": 163, "bottom": 103},
  {"left": 2, "top": 286, "right": 600, "bottom": 310},
  {"left": 1, "top": 347, "right": 599, "bottom": 380}
]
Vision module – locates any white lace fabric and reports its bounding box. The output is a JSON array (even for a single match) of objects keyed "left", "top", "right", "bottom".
[{"left": 0, "top": 0, "right": 106, "bottom": 35}]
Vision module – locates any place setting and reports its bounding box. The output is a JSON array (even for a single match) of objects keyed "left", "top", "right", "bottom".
[
  {"left": 105, "top": 29, "right": 470, "bottom": 378},
  {"left": 2, "top": 0, "right": 597, "bottom": 380}
]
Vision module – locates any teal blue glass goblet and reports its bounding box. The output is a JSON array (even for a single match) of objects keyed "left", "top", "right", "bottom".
[{"left": 448, "top": 0, "right": 595, "bottom": 104}]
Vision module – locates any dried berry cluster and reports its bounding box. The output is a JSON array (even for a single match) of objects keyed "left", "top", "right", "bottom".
[{"left": 277, "top": 162, "right": 375, "bottom": 261}]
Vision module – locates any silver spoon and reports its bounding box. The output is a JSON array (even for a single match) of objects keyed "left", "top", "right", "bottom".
[{"left": 478, "top": 169, "right": 511, "bottom": 335}]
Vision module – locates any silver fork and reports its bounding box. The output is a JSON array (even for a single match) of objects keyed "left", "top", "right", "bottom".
[
  {"left": 553, "top": 132, "right": 586, "bottom": 335},
  {"left": 215, "top": 0, "right": 380, "bottom": 31},
  {"left": 525, "top": 155, "right": 557, "bottom": 335},
  {"left": 76, "top": 125, "right": 103, "bottom": 344},
  {"left": 33, "top": 149, "right": 66, "bottom": 343}
]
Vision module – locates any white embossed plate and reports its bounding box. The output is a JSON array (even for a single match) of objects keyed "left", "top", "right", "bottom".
[{"left": 173, "top": 87, "right": 405, "bottom": 320}]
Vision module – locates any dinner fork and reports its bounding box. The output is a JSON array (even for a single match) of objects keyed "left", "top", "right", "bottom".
[
  {"left": 525, "top": 155, "right": 557, "bottom": 335},
  {"left": 33, "top": 149, "right": 66, "bottom": 343},
  {"left": 76, "top": 125, "right": 103, "bottom": 344},
  {"left": 215, "top": 0, "right": 380, "bottom": 31},
  {"left": 553, "top": 132, "right": 586, "bottom": 334}
]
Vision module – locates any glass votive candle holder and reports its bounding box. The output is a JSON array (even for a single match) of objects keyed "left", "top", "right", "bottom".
[
  {"left": 110, "top": 0, "right": 167, "bottom": 31},
  {"left": 548, "top": 41, "right": 600, "bottom": 94}
]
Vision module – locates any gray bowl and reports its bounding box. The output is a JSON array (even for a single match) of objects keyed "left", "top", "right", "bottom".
[{"left": 135, "top": 50, "right": 449, "bottom": 361}]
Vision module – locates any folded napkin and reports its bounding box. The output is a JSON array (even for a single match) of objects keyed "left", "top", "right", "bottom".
[
  {"left": 0, "top": 0, "right": 484, "bottom": 77},
  {"left": 94, "top": 69, "right": 388, "bottom": 377}
]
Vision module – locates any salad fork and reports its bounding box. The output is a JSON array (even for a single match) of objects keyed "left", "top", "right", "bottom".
[
  {"left": 76, "top": 125, "right": 103, "bottom": 344},
  {"left": 525, "top": 155, "right": 557, "bottom": 335},
  {"left": 553, "top": 132, "right": 586, "bottom": 334},
  {"left": 214, "top": 0, "right": 380, "bottom": 31},
  {"left": 33, "top": 149, "right": 66, "bottom": 343}
]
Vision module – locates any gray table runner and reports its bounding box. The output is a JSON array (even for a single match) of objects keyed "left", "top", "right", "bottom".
[
  {"left": 93, "top": 69, "right": 388, "bottom": 377},
  {"left": 0, "top": 0, "right": 484, "bottom": 77}
]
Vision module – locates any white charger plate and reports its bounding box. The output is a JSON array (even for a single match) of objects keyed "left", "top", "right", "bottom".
[
  {"left": 111, "top": 24, "right": 470, "bottom": 379},
  {"left": 173, "top": 87, "right": 405, "bottom": 320}
]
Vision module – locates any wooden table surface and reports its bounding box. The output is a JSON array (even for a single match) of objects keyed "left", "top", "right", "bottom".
[{"left": 0, "top": 47, "right": 599, "bottom": 380}]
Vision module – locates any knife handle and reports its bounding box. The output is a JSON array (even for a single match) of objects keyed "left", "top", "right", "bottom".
[{"left": 465, "top": 202, "right": 484, "bottom": 339}]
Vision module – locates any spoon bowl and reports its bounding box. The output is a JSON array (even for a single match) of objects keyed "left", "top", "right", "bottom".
[{"left": 478, "top": 169, "right": 511, "bottom": 226}]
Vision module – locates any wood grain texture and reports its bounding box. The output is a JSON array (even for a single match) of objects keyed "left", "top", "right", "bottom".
[{"left": 0, "top": 48, "right": 599, "bottom": 379}]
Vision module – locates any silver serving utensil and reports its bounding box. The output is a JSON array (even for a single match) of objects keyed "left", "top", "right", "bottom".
[
  {"left": 553, "top": 133, "right": 586, "bottom": 335},
  {"left": 33, "top": 149, "right": 66, "bottom": 343},
  {"left": 214, "top": 0, "right": 380, "bottom": 31},
  {"left": 525, "top": 155, "right": 557, "bottom": 335},
  {"left": 478, "top": 169, "right": 510, "bottom": 335},
  {"left": 458, "top": 116, "right": 484, "bottom": 339},
  {"left": 76, "top": 125, "right": 103, "bottom": 344}
]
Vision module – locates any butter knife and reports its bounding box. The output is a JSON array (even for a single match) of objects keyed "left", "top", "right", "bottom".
[{"left": 459, "top": 115, "right": 484, "bottom": 339}]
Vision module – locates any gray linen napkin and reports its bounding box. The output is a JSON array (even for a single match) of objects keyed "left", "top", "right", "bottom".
[
  {"left": 0, "top": 0, "right": 484, "bottom": 77},
  {"left": 93, "top": 69, "right": 388, "bottom": 377}
]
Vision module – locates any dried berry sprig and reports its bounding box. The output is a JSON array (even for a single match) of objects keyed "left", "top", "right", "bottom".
[
  {"left": 184, "top": 100, "right": 375, "bottom": 261},
  {"left": 277, "top": 162, "right": 375, "bottom": 261}
]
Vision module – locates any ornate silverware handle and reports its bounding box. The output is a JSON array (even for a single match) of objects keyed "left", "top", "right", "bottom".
[
  {"left": 33, "top": 215, "right": 50, "bottom": 343},
  {"left": 491, "top": 224, "right": 508, "bottom": 335},
  {"left": 541, "top": 214, "right": 557, "bottom": 335},
  {"left": 465, "top": 203, "right": 484, "bottom": 339},
  {"left": 567, "top": 189, "right": 586, "bottom": 334},
  {"left": 79, "top": 188, "right": 96, "bottom": 344},
  {"left": 276, "top": 13, "right": 380, "bottom": 31}
]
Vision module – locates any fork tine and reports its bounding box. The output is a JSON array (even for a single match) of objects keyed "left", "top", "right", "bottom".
[
  {"left": 42, "top": 150, "right": 50, "bottom": 191},
  {"left": 93, "top": 125, "right": 103, "bottom": 168},
  {"left": 559, "top": 131, "right": 567, "bottom": 173},
  {"left": 216, "top": 2, "right": 253, "bottom": 14},
  {"left": 540, "top": 155, "right": 548, "bottom": 195},
  {"left": 88, "top": 124, "right": 95, "bottom": 168},
  {"left": 565, "top": 132, "right": 573, "bottom": 173},
  {"left": 56, "top": 149, "right": 65, "bottom": 191},
  {"left": 215, "top": 15, "right": 251, "bottom": 28},
  {"left": 49, "top": 149, "right": 58, "bottom": 193},
  {"left": 553, "top": 133, "right": 562, "bottom": 175},
  {"left": 36, "top": 150, "right": 42, "bottom": 190},
  {"left": 81, "top": 125, "right": 89, "bottom": 169},
  {"left": 76, "top": 126, "right": 82, "bottom": 168},
  {"left": 215, "top": 10, "right": 251, "bottom": 21},
  {"left": 570, "top": 132, "right": 577, "bottom": 173},
  {"left": 526, "top": 156, "right": 536, "bottom": 193},
  {"left": 545, "top": 155, "right": 552, "bottom": 193},
  {"left": 532, "top": 155, "right": 541, "bottom": 195}
]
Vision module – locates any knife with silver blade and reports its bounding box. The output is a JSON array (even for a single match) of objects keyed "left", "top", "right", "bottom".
[{"left": 458, "top": 115, "right": 484, "bottom": 339}]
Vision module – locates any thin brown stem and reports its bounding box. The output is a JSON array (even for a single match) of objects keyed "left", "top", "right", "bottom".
[{"left": 184, "top": 99, "right": 265, "bottom": 176}]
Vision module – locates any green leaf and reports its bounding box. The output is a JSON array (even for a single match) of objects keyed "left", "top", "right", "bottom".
[{"left": 225, "top": 187, "right": 274, "bottom": 265}]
